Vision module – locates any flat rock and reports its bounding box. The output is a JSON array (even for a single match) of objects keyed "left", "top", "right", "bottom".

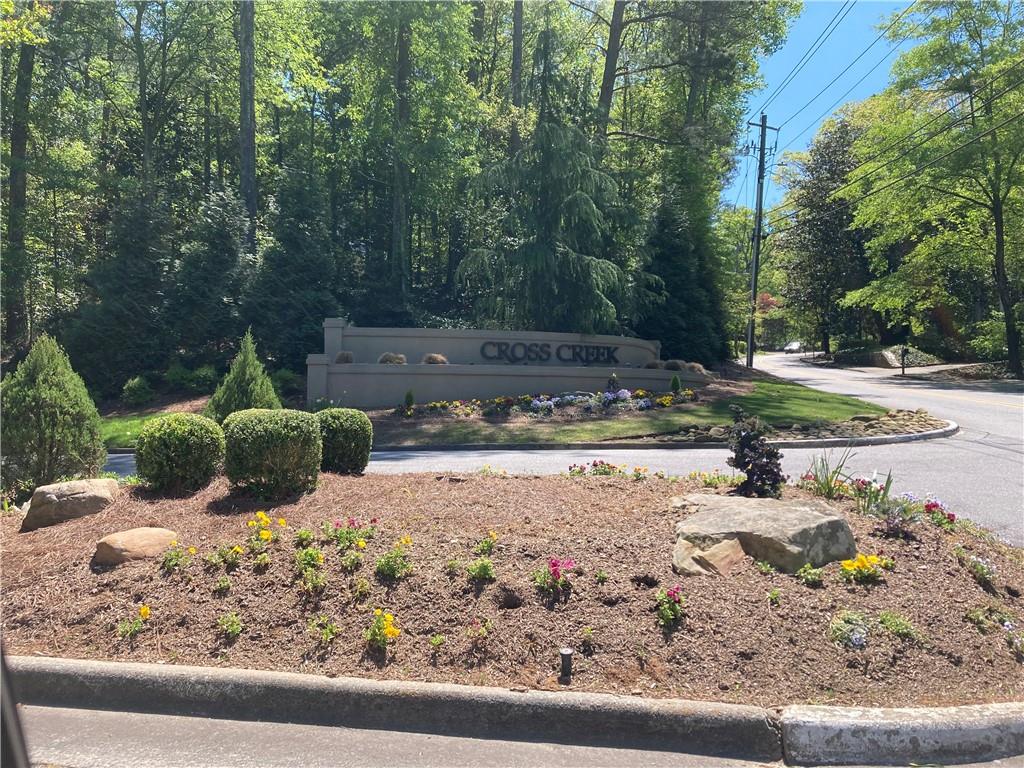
[
  {"left": 20, "top": 479, "right": 119, "bottom": 532},
  {"left": 94, "top": 527, "right": 177, "bottom": 566},
  {"left": 672, "top": 539, "right": 709, "bottom": 576},
  {"left": 673, "top": 494, "right": 856, "bottom": 573},
  {"left": 692, "top": 538, "right": 745, "bottom": 575}
]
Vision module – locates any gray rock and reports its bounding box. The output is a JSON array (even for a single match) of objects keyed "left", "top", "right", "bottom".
[
  {"left": 708, "top": 427, "right": 728, "bottom": 438},
  {"left": 21, "top": 479, "right": 119, "bottom": 532},
  {"left": 692, "top": 538, "right": 745, "bottom": 575},
  {"left": 671, "top": 539, "right": 709, "bottom": 576},
  {"left": 94, "top": 527, "right": 177, "bottom": 565},
  {"left": 673, "top": 494, "right": 856, "bottom": 573}
]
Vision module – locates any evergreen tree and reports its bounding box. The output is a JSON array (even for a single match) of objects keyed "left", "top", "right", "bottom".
[
  {"left": 63, "top": 189, "right": 172, "bottom": 393},
  {"left": 168, "top": 190, "right": 247, "bottom": 361},
  {"left": 638, "top": 187, "right": 729, "bottom": 365},
  {"left": 205, "top": 329, "right": 281, "bottom": 423},
  {"left": 244, "top": 170, "right": 337, "bottom": 370},
  {"left": 459, "top": 22, "right": 627, "bottom": 333},
  {"left": 1, "top": 335, "right": 105, "bottom": 497}
]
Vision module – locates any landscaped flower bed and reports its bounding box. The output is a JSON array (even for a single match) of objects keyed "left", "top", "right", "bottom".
[{"left": 3, "top": 472, "right": 1021, "bottom": 707}]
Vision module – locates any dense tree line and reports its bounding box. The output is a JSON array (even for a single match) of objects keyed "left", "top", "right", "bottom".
[
  {"left": 0, "top": 0, "right": 793, "bottom": 393},
  {"left": 760, "top": 1, "right": 1024, "bottom": 376}
]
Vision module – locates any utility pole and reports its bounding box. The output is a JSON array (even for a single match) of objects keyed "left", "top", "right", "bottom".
[{"left": 745, "top": 113, "right": 777, "bottom": 368}]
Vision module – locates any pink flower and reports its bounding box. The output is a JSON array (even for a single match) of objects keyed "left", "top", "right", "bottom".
[
  {"left": 666, "top": 584, "right": 682, "bottom": 603},
  {"left": 946, "top": 512, "right": 956, "bottom": 522},
  {"left": 333, "top": 518, "right": 342, "bottom": 529},
  {"left": 370, "top": 517, "right": 378, "bottom": 525}
]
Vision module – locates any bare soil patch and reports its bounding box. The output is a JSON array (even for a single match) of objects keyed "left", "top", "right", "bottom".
[
  {"left": 99, "top": 393, "right": 210, "bottom": 418},
  {"left": 2, "top": 474, "right": 1021, "bottom": 708}
]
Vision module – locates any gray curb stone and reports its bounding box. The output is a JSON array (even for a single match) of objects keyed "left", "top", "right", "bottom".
[
  {"left": 8, "top": 656, "right": 782, "bottom": 761},
  {"left": 782, "top": 702, "right": 1024, "bottom": 765}
]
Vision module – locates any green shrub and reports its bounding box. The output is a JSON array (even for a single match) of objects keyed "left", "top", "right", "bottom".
[
  {"left": 163, "top": 361, "right": 193, "bottom": 392},
  {"left": 727, "top": 405, "right": 784, "bottom": 498},
  {"left": 670, "top": 374, "right": 681, "bottom": 393},
  {"left": 223, "top": 408, "right": 321, "bottom": 497},
  {"left": 206, "top": 330, "right": 281, "bottom": 423},
  {"left": 317, "top": 408, "right": 373, "bottom": 474},
  {"left": 136, "top": 413, "right": 225, "bottom": 494},
  {"left": 188, "top": 364, "right": 218, "bottom": 394},
  {"left": 1, "top": 335, "right": 105, "bottom": 498},
  {"left": 422, "top": 353, "right": 448, "bottom": 364},
  {"left": 378, "top": 352, "right": 407, "bottom": 364},
  {"left": 270, "top": 368, "right": 304, "bottom": 399},
  {"left": 120, "top": 376, "right": 154, "bottom": 406}
]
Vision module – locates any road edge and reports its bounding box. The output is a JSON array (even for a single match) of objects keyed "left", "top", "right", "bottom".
[
  {"left": 11, "top": 656, "right": 1023, "bottom": 765},
  {"left": 7, "top": 656, "right": 782, "bottom": 762}
]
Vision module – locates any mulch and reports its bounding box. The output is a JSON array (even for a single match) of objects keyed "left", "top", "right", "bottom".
[{"left": 2, "top": 473, "right": 1022, "bottom": 708}]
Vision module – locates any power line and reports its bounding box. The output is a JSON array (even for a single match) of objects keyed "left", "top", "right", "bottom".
[
  {"left": 768, "top": 105, "right": 1024, "bottom": 236},
  {"left": 776, "top": 1, "right": 920, "bottom": 131},
  {"left": 748, "top": 0, "right": 857, "bottom": 118}
]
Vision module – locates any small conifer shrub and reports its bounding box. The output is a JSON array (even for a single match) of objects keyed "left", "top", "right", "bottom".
[{"left": 206, "top": 329, "right": 281, "bottom": 423}]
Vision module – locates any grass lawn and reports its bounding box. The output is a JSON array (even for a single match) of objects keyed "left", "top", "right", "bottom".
[
  {"left": 100, "top": 413, "right": 159, "bottom": 450},
  {"left": 372, "top": 380, "right": 887, "bottom": 446}
]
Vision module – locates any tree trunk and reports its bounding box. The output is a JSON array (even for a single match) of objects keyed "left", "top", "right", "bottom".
[
  {"left": 992, "top": 196, "right": 1022, "bottom": 377},
  {"left": 238, "top": 0, "right": 257, "bottom": 255},
  {"left": 3, "top": 37, "right": 36, "bottom": 349},
  {"left": 203, "top": 86, "right": 212, "bottom": 195},
  {"left": 510, "top": 0, "right": 523, "bottom": 153},
  {"left": 595, "top": 0, "right": 625, "bottom": 138},
  {"left": 390, "top": 16, "right": 412, "bottom": 308}
]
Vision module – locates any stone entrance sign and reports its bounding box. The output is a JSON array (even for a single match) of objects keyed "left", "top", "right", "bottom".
[{"left": 307, "top": 318, "right": 709, "bottom": 409}]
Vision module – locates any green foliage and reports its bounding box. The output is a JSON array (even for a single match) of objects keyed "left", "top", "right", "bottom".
[
  {"left": 206, "top": 331, "right": 281, "bottom": 424},
  {"left": 654, "top": 587, "right": 685, "bottom": 627},
  {"left": 316, "top": 408, "right": 373, "bottom": 474},
  {"left": 223, "top": 409, "right": 322, "bottom": 498},
  {"left": 217, "top": 612, "right": 243, "bottom": 640},
  {"left": 829, "top": 610, "right": 869, "bottom": 649},
  {"left": 466, "top": 557, "right": 496, "bottom": 582},
  {"left": 878, "top": 610, "right": 921, "bottom": 642},
  {"left": 670, "top": 375, "right": 682, "bottom": 393},
  {"left": 294, "top": 528, "right": 315, "bottom": 547},
  {"left": 727, "top": 406, "right": 785, "bottom": 498},
  {"left": 755, "top": 560, "right": 777, "bottom": 575},
  {"left": 796, "top": 563, "right": 824, "bottom": 587},
  {"left": 802, "top": 449, "right": 853, "bottom": 500},
  {"left": 135, "top": 413, "right": 225, "bottom": 494},
  {"left": 270, "top": 369, "right": 304, "bottom": 399},
  {"left": 375, "top": 540, "right": 413, "bottom": 581},
  {"left": 120, "top": 376, "right": 154, "bottom": 406},
  {"left": 308, "top": 614, "right": 340, "bottom": 645},
  {"left": 0, "top": 335, "right": 105, "bottom": 497}
]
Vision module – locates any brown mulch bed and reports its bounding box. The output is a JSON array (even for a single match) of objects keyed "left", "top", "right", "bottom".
[
  {"left": 2, "top": 474, "right": 1022, "bottom": 708},
  {"left": 99, "top": 394, "right": 211, "bottom": 418}
]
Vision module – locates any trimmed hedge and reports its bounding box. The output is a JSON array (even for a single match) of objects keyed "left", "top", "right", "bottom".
[
  {"left": 136, "top": 413, "right": 225, "bottom": 494},
  {"left": 223, "top": 409, "right": 321, "bottom": 498},
  {"left": 317, "top": 408, "right": 373, "bottom": 474}
]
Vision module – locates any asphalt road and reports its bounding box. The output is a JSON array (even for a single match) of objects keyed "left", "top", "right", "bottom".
[
  {"left": 19, "top": 705, "right": 772, "bottom": 768},
  {"left": 104, "top": 353, "right": 1024, "bottom": 545}
]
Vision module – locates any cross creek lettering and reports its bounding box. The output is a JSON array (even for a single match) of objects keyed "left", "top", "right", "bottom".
[{"left": 479, "top": 341, "right": 619, "bottom": 365}]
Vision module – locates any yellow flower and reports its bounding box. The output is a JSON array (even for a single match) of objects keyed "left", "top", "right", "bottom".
[
  {"left": 259, "top": 529, "right": 272, "bottom": 541},
  {"left": 188, "top": 547, "right": 197, "bottom": 555},
  {"left": 247, "top": 520, "right": 256, "bottom": 528},
  {"left": 139, "top": 604, "right": 151, "bottom": 621},
  {"left": 277, "top": 518, "right": 287, "bottom": 527},
  {"left": 866, "top": 555, "right": 881, "bottom": 565},
  {"left": 256, "top": 511, "right": 269, "bottom": 521},
  {"left": 488, "top": 530, "right": 498, "bottom": 541},
  {"left": 841, "top": 559, "right": 855, "bottom": 569},
  {"left": 385, "top": 613, "right": 394, "bottom": 622},
  {"left": 399, "top": 535, "right": 413, "bottom": 547},
  {"left": 232, "top": 545, "right": 244, "bottom": 555},
  {"left": 357, "top": 539, "right": 366, "bottom": 549},
  {"left": 374, "top": 608, "right": 383, "bottom": 616},
  {"left": 170, "top": 540, "right": 178, "bottom": 548},
  {"left": 316, "top": 551, "right": 324, "bottom": 564}
]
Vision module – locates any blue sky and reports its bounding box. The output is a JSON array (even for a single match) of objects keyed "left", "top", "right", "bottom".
[{"left": 723, "top": 0, "right": 916, "bottom": 210}]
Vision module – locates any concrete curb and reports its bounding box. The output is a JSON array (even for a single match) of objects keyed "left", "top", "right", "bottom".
[
  {"left": 370, "top": 419, "right": 960, "bottom": 452},
  {"left": 782, "top": 702, "right": 1024, "bottom": 766},
  {"left": 7, "top": 656, "right": 782, "bottom": 762}
]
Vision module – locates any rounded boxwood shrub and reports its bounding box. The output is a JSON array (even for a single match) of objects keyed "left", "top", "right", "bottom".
[
  {"left": 121, "top": 375, "right": 155, "bottom": 406},
  {"left": 377, "top": 352, "right": 406, "bottom": 364},
  {"left": 224, "top": 409, "right": 321, "bottom": 498},
  {"left": 136, "top": 413, "right": 225, "bottom": 494},
  {"left": 317, "top": 408, "right": 373, "bottom": 474},
  {"left": 421, "top": 353, "right": 448, "bottom": 364}
]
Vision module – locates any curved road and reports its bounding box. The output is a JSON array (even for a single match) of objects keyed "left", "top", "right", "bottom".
[{"left": 105, "top": 354, "right": 1024, "bottom": 545}]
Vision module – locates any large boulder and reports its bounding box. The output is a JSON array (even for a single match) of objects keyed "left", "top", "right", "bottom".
[
  {"left": 94, "top": 527, "right": 177, "bottom": 566},
  {"left": 20, "top": 479, "right": 119, "bottom": 532},
  {"left": 672, "top": 494, "right": 856, "bottom": 573}
]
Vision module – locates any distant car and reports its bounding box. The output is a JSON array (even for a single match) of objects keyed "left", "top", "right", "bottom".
[{"left": 783, "top": 341, "right": 802, "bottom": 354}]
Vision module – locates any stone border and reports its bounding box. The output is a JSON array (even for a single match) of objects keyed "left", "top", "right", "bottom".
[
  {"left": 9, "top": 656, "right": 1022, "bottom": 765},
  {"left": 7, "top": 656, "right": 781, "bottom": 762},
  {"left": 371, "top": 419, "right": 960, "bottom": 452}
]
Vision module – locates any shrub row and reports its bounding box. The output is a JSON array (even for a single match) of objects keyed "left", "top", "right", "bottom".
[{"left": 136, "top": 407, "right": 372, "bottom": 498}]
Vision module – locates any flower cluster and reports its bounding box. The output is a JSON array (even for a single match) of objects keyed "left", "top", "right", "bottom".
[
  {"left": 924, "top": 498, "right": 956, "bottom": 530},
  {"left": 688, "top": 469, "right": 742, "bottom": 488},
  {"left": 117, "top": 603, "right": 151, "bottom": 640},
  {"left": 323, "top": 517, "right": 377, "bottom": 552},
  {"left": 839, "top": 553, "right": 890, "bottom": 584},
  {"left": 246, "top": 510, "right": 286, "bottom": 552},
  {"left": 955, "top": 546, "right": 996, "bottom": 588},
  {"left": 375, "top": 536, "right": 413, "bottom": 581},
  {"left": 654, "top": 585, "right": 685, "bottom": 627},
  {"left": 829, "top": 610, "right": 869, "bottom": 649},
  {"left": 365, "top": 608, "right": 401, "bottom": 650},
  {"left": 533, "top": 557, "right": 576, "bottom": 594}
]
